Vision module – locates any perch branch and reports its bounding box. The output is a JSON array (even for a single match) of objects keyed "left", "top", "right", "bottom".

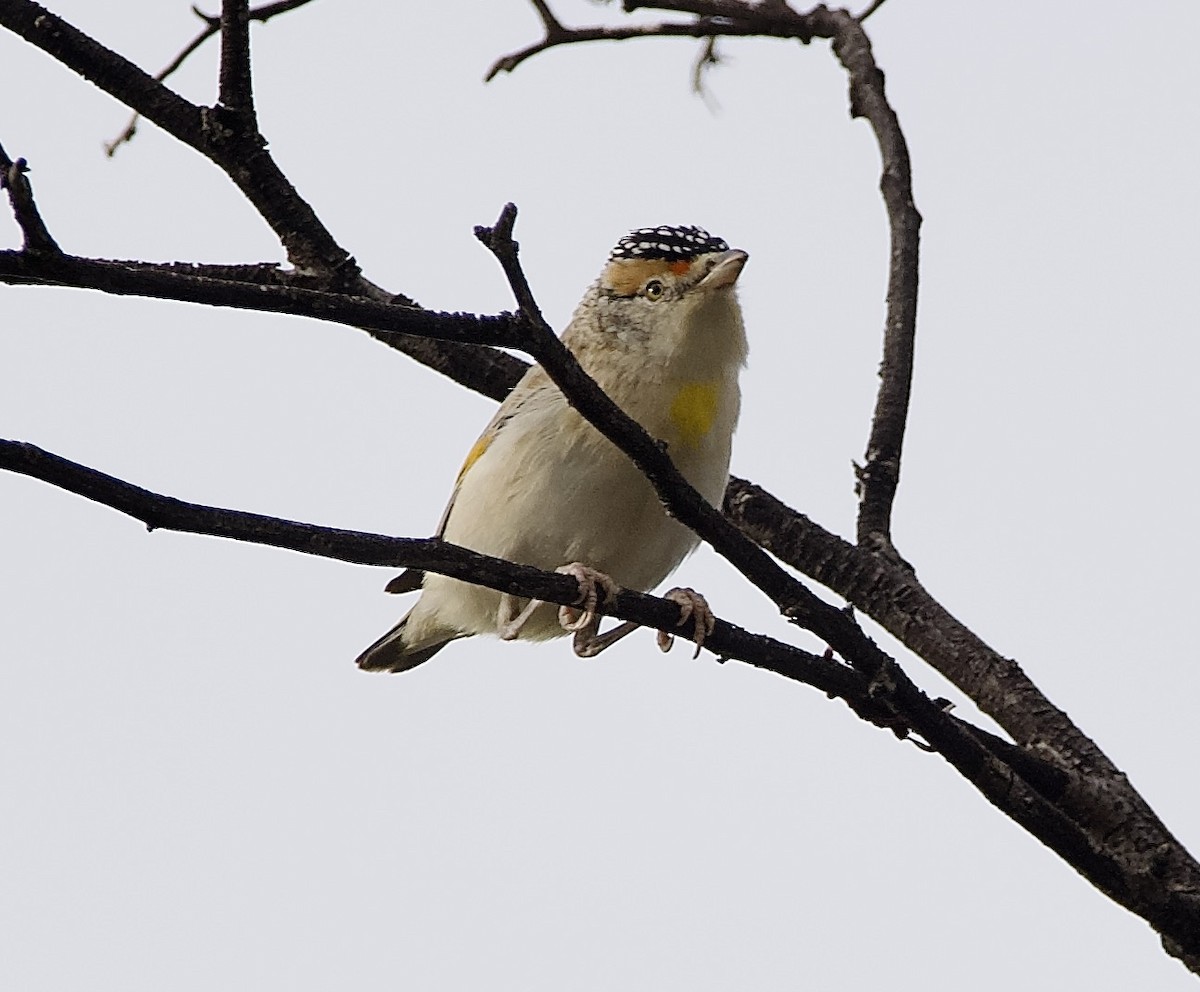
[
  {"left": 0, "top": 438, "right": 874, "bottom": 711},
  {"left": 4, "top": 433, "right": 1186, "bottom": 950}
]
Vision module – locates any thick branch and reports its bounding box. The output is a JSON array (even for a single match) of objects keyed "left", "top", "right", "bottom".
[
  {"left": 723, "top": 475, "right": 1200, "bottom": 962},
  {"left": 467, "top": 208, "right": 1197, "bottom": 932},
  {"left": 7, "top": 434, "right": 1189, "bottom": 950},
  {"left": 0, "top": 248, "right": 527, "bottom": 401}
]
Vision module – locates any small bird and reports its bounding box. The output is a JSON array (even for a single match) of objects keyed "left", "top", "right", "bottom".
[{"left": 356, "top": 225, "right": 749, "bottom": 672}]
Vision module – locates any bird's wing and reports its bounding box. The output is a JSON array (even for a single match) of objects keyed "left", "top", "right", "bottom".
[{"left": 383, "top": 368, "right": 549, "bottom": 595}]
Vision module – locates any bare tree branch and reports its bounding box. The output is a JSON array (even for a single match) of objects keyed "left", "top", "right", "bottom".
[
  {"left": 827, "top": 11, "right": 919, "bottom": 556},
  {"left": 0, "top": 0, "right": 347, "bottom": 277},
  {"left": 4, "top": 0, "right": 1200, "bottom": 971},
  {"left": 0, "top": 247, "right": 518, "bottom": 345},
  {"left": 468, "top": 206, "right": 1200, "bottom": 962},
  {"left": 218, "top": 0, "right": 254, "bottom": 116},
  {"left": 0, "top": 241, "right": 520, "bottom": 401},
  {"left": 723, "top": 475, "right": 1200, "bottom": 963},
  {"left": 856, "top": 0, "right": 889, "bottom": 21},
  {"left": 487, "top": 17, "right": 761, "bottom": 81},
  {"left": 0, "top": 437, "right": 875, "bottom": 711},
  {"left": 0, "top": 0, "right": 525, "bottom": 397},
  {"left": 106, "top": 0, "right": 317, "bottom": 156},
  {"left": 10, "top": 433, "right": 1195, "bottom": 951},
  {"left": 0, "top": 142, "right": 59, "bottom": 253}
]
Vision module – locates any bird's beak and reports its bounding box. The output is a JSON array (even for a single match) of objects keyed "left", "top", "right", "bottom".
[{"left": 698, "top": 249, "right": 749, "bottom": 290}]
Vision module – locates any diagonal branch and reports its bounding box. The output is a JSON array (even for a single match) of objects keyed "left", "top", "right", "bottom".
[
  {"left": 8, "top": 433, "right": 1192, "bottom": 952},
  {"left": 470, "top": 197, "right": 1200, "bottom": 966},
  {"left": 474, "top": 206, "right": 869, "bottom": 656},
  {"left": 1, "top": 2, "right": 517, "bottom": 396},
  {"left": 106, "top": 0, "right": 316, "bottom": 155},
  {"left": 722, "top": 474, "right": 1200, "bottom": 965},
  {"left": 0, "top": 141, "right": 59, "bottom": 253}
]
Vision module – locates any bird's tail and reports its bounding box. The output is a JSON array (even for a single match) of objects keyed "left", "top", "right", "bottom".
[{"left": 355, "top": 609, "right": 453, "bottom": 673}]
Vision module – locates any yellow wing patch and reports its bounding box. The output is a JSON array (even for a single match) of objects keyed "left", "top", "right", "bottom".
[
  {"left": 456, "top": 432, "right": 493, "bottom": 483},
  {"left": 669, "top": 381, "right": 720, "bottom": 448}
]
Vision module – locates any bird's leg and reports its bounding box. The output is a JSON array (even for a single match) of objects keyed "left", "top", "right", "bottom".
[
  {"left": 655, "top": 587, "right": 716, "bottom": 659},
  {"left": 572, "top": 619, "right": 641, "bottom": 658},
  {"left": 555, "top": 562, "right": 619, "bottom": 630},
  {"left": 550, "top": 562, "right": 639, "bottom": 658},
  {"left": 497, "top": 592, "right": 541, "bottom": 641},
  {"left": 569, "top": 579, "right": 716, "bottom": 661},
  {"left": 496, "top": 563, "right": 621, "bottom": 645}
]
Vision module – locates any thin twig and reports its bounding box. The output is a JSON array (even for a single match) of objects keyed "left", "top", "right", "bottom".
[
  {"left": 0, "top": 144, "right": 59, "bottom": 253},
  {"left": 690, "top": 35, "right": 722, "bottom": 101},
  {"left": 826, "top": 11, "right": 920, "bottom": 556},
  {"left": 857, "top": 0, "right": 888, "bottom": 22},
  {"left": 487, "top": 16, "right": 753, "bottom": 81}
]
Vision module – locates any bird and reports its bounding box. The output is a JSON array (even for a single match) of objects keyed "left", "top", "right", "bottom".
[{"left": 356, "top": 224, "right": 749, "bottom": 673}]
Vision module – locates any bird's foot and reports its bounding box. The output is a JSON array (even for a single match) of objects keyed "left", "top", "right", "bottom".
[
  {"left": 656, "top": 587, "right": 716, "bottom": 659},
  {"left": 556, "top": 562, "right": 620, "bottom": 634}
]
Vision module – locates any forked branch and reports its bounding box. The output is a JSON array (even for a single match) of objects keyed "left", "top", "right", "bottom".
[{"left": 105, "top": 0, "right": 316, "bottom": 155}]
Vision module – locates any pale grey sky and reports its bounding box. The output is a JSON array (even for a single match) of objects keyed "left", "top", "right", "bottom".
[{"left": 3, "top": 2, "right": 1199, "bottom": 989}]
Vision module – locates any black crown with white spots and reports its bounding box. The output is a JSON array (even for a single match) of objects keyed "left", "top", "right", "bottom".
[{"left": 609, "top": 225, "right": 729, "bottom": 261}]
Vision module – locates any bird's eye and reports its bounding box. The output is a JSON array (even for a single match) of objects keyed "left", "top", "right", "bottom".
[{"left": 644, "top": 279, "right": 665, "bottom": 300}]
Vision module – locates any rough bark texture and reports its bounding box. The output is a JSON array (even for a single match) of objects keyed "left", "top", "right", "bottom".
[{"left": 2, "top": 0, "right": 1197, "bottom": 973}]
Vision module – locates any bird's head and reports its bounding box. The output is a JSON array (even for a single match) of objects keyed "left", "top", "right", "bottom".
[
  {"left": 600, "top": 224, "right": 747, "bottom": 306},
  {"left": 573, "top": 225, "right": 749, "bottom": 371}
]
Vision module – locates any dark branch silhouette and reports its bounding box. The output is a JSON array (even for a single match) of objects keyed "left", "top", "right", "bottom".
[
  {"left": 2, "top": 0, "right": 1198, "bottom": 973},
  {"left": 105, "top": 0, "right": 317, "bottom": 156},
  {"left": 0, "top": 141, "right": 59, "bottom": 252}
]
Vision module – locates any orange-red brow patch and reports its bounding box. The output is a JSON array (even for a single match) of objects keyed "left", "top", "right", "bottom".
[{"left": 603, "top": 257, "right": 691, "bottom": 296}]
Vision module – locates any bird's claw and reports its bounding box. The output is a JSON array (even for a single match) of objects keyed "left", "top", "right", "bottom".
[
  {"left": 656, "top": 587, "right": 716, "bottom": 658},
  {"left": 556, "top": 562, "right": 619, "bottom": 634}
]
